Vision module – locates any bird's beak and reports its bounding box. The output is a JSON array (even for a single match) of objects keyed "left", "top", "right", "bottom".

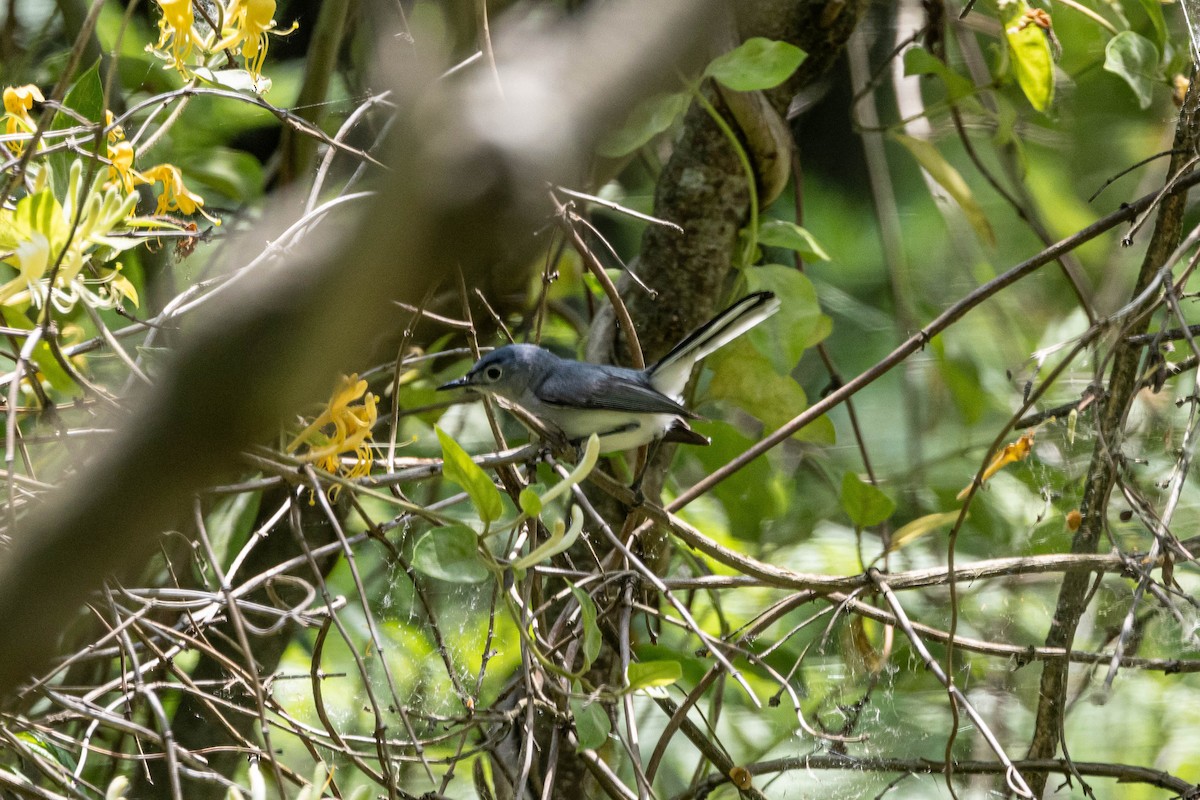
[{"left": 437, "top": 375, "right": 472, "bottom": 391}]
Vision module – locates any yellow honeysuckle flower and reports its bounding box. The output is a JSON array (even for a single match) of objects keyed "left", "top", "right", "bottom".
[
  {"left": 140, "top": 163, "right": 220, "bottom": 225},
  {"left": 287, "top": 374, "right": 379, "bottom": 497},
  {"left": 3, "top": 84, "right": 44, "bottom": 154},
  {"left": 151, "top": 0, "right": 200, "bottom": 75},
  {"left": 105, "top": 109, "right": 125, "bottom": 144},
  {"left": 3, "top": 85, "right": 42, "bottom": 129},
  {"left": 0, "top": 160, "right": 141, "bottom": 312},
  {"left": 956, "top": 431, "right": 1035, "bottom": 501},
  {"left": 106, "top": 141, "right": 146, "bottom": 195},
  {"left": 215, "top": 0, "right": 296, "bottom": 80}
]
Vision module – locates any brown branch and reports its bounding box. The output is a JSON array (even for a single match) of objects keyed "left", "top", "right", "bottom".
[
  {"left": 675, "top": 754, "right": 1195, "bottom": 799},
  {"left": 1023, "top": 70, "right": 1200, "bottom": 797}
]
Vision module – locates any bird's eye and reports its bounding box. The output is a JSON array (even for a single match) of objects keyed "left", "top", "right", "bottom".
[{"left": 484, "top": 366, "right": 503, "bottom": 381}]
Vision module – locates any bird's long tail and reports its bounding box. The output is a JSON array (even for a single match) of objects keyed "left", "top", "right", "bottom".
[{"left": 647, "top": 291, "right": 781, "bottom": 399}]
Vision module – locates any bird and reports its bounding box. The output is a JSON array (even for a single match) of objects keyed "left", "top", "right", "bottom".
[{"left": 437, "top": 291, "right": 780, "bottom": 453}]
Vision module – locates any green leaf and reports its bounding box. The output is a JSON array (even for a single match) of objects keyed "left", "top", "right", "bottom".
[
  {"left": 888, "top": 511, "right": 961, "bottom": 552},
  {"left": 634, "top": 643, "right": 710, "bottom": 684},
  {"left": 55, "top": 62, "right": 105, "bottom": 127},
  {"left": 49, "top": 62, "right": 105, "bottom": 194},
  {"left": 705, "top": 37, "right": 807, "bottom": 92},
  {"left": 17, "top": 731, "right": 76, "bottom": 770},
  {"left": 518, "top": 487, "right": 542, "bottom": 516},
  {"left": 596, "top": 92, "right": 689, "bottom": 158},
  {"left": 179, "top": 147, "right": 265, "bottom": 203},
  {"left": 203, "top": 489, "right": 263, "bottom": 560},
  {"left": 891, "top": 133, "right": 995, "bottom": 247},
  {"left": 707, "top": 339, "right": 834, "bottom": 443},
  {"left": 412, "top": 525, "right": 489, "bottom": 583},
  {"left": 757, "top": 220, "right": 830, "bottom": 261},
  {"left": 690, "top": 420, "right": 787, "bottom": 538},
  {"left": 436, "top": 426, "right": 503, "bottom": 524},
  {"left": 570, "top": 585, "right": 602, "bottom": 672},
  {"left": 570, "top": 685, "right": 610, "bottom": 750},
  {"left": 1000, "top": 1, "right": 1055, "bottom": 112},
  {"left": 1137, "top": 0, "right": 1167, "bottom": 49},
  {"left": 1104, "top": 31, "right": 1160, "bottom": 110},
  {"left": 745, "top": 265, "right": 832, "bottom": 372},
  {"left": 840, "top": 472, "right": 895, "bottom": 528},
  {"left": 903, "top": 46, "right": 975, "bottom": 102},
  {"left": 626, "top": 659, "right": 682, "bottom": 691}
]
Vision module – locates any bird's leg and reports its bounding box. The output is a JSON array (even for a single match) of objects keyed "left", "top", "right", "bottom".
[
  {"left": 542, "top": 426, "right": 576, "bottom": 459},
  {"left": 628, "top": 437, "right": 665, "bottom": 507}
]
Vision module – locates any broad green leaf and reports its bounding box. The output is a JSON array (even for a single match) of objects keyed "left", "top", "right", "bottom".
[
  {"left": 690, "top": 420, "right": 787, "bottom": 538},
  {"left": 204, "top": 489, "right": 263, "bottom": 560},
  {"left": 17, "top": 730, "right": 76, "bottom": 770},
  {"left": 634, "top": 643, "right": 710, "bottom": 684},
  {"left": 1000, "top": 1, "right": 1055, "bottom": 112},
  {"left": 597, "top": 92, "right": 689, "bottom": 158},
  {"left": 570, "top": 686, "right": 610, "bottom": 750},
  {"left": 180, "top": 147, "right": 265, "bottom": 203},
  {"left": 745, "top": 264, "right": 832, "bottom": 372},
  {"left": 1104, "top": 31, "right": 1160, "bottom": 110},
  {"left": 570, "top": 585, "right": 601, "bottom": 672},
  {"left": 436, "top": 426, "right": 503, "bottom": 523},
  {"left": 626, "top": 659, "right": 682, "bottom": 691},
  {"left": 705, "top": 37, "right": 807, "bottom": 92},
  {"left": 1138, "top": 0, "right": 1167, "bottom": 49},
  {"left": 891, "top": 133, "right": 995, "bottom": 247},
  {"left": 840, "top": 472, "right": 895, "bottom": 528},
  {"left": 55, "top": 63, "right": 105, "bottom": 126},
  {"left": 757, "top": 219, "right": 830, "bottom": 261},
  {"left": 412, "top": 525, "right": 489, "bottom": 583},
  {"left": 706, "top": 338, "right": 835, "bottom": 444},
  {"left": 49, "top": 63, "right": 105, "bottom": 194},
  {"left": 169, "top": 93, "right": 279, "bottom": 153},
  {"left": 903, "top": 46, "right": 975, "bottom": 102},
  {"left": 888, "top": 511, "right": 962, "bottom": 552}
]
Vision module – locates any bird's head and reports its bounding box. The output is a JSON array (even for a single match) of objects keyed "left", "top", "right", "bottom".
[{"left": 437, "top": 344, "right": 548, "bottom": 401}]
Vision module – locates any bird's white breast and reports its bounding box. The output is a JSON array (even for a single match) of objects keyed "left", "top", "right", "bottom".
[{"left": 540, "top": 407, "right": 677, "bottom": 453}]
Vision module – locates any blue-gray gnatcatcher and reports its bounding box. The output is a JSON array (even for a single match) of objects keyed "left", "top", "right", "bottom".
[{"left": 437, "top": 291, "right": 780, "bottom": 452}]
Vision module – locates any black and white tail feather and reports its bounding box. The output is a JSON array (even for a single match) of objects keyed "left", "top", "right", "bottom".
[{"left": 648, "top": 291, "right": 782, "bottom": 401}]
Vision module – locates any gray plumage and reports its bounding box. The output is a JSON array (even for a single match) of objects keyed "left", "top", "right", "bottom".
[{"left": 438, "top": 292, "right": 780, "bottom": 452}]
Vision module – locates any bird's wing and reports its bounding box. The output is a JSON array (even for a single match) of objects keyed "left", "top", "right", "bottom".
[{"left": 534, "top": 363, "right": 693, "bottom": 416}]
